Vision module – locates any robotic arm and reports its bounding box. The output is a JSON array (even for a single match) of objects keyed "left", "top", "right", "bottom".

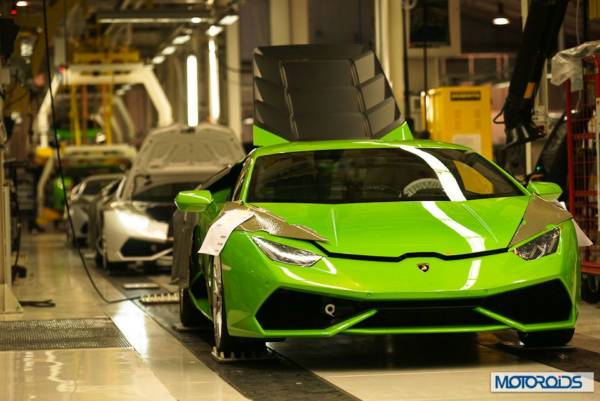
[{"left": 503, "top": 0, "right": 569, "bottom": 148}]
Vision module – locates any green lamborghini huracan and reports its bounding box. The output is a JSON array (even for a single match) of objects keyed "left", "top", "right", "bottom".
[{"left": 172, "top": 45, "right": 580, "bottom": 355}]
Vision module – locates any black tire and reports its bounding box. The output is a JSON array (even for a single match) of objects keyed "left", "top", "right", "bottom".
[
  {"left": 210, "top": 257, "right": 264, "bottom": 354},
  {"left": 66, "top": 226, "right": 79, "bottom": 248},
  {"left": 179, "top": 288, "right": 208, "bottom": 327},
  {"left": 94, "top": 249, "right": 103, "bottom": 267},
  {"left": 581, "top": 275, "right": 600, "bottom": 304},
  {"left": 518, "top": 329, "right": 574, "bottom": 347},
  {"left": 94, "top": 236, "right": 103, "bottom": 267},
  {"left": 102, "top": 251, "right": 126, "bottom": 275}
]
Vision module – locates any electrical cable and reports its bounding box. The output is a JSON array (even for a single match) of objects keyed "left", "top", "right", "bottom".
[
  {"left": 492, "top": 106, "right": 505, "bottom": 125},
  {"left": 42, "top": 0, "right": 139, "bottom": 304}
]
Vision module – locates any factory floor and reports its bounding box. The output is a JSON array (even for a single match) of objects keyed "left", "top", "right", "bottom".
[{"left": 2, "top": 232, "right": 600, "bottom": 401}]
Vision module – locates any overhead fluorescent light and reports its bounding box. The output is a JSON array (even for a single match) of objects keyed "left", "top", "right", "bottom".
[
  {"left": 218, "top": 14, "right": 239, "bottom": 26},
  {"left": 492, "top": 2, "right": 510, "bottom": 25},
  {"left": 186, "top": 55, "right": 199, "bottom": 127},
  {"left": 96, "top": 11, "right": 209, "bottom": 24},
  {"left": 208, "top": 39, "right": 220, "bottom": 122},
  {"left": 493, "top": 17, "right": 510, "bottom": 25},
  {"left": 161, "top": 46, "right": 176, "bottom": 55},
  {"left": 152, "top": 55, "right": 165, "bottom": 64},
  {"left": 16, "top": 0, "right": 28, "bottom": 6},
  {"left": 172, "top": 34, "right": 191, "bottom": 45},
  {"left": 206, "top": 25, "right": 223, "bottom": 37}
]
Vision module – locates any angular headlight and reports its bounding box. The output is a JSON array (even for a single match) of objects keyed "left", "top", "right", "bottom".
[
  {"left": 513, "top": 227, "right": 560, "bottom": 260},
  {"left": 252, "top": 237, "right": 322, "bottom": 267}
]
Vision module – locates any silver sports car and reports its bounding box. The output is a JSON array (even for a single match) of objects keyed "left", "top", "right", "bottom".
[
  {"left": 66, "top": 173, "right": 124, "bottom": 246},
  {"left": 98, "top": 123, "right": 245, "bottom": 273}
]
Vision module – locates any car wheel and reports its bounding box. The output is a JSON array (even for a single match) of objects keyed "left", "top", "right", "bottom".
[
  {"left": 94, "top": 237, "right": 103, "bottom": 267},
  {"left": 179, "top": 288, "right": 208, "bottom": 327},
  {"left": 581, "top": 275, "right": 600, "bottom": 304},
  {"left": 94, "top": 249, "right": 102, "bottom": 267},
  {"left": 518, "top": 329, "right": 574, "bottom": 347},
  {"left": 210, "top": 257, "right": 264, "bottom": 354},
  {"left": 66, "top": 226, "right": 77, "bottom": 247},
  {"left": 102, "top": 250, "right": 126, "bottom": 275}
]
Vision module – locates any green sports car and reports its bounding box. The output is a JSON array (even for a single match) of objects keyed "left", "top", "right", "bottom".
[
  {"left": 172, "top": 45, "right": 580, "bottom": 355},
  {"left": 174, "top": 133, "right": 579, "bottom": 354}
]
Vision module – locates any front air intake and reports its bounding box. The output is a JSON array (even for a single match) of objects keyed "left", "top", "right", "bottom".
[{"left": 256, "top": 280, "right": 573, "bottom": 331}]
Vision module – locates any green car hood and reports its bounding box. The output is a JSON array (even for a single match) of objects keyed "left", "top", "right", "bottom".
[{"left": 250, "top": 196, "right": 531, "bottom": 257}]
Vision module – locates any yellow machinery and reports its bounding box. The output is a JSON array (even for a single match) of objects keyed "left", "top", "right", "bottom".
[{"left": 422, "top": 86, "right": 493, "bottom": 159}]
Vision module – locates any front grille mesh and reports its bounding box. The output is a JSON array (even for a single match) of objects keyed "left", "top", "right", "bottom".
[{"left": 121, "top": 238, "right": 171, "bottom": 257}]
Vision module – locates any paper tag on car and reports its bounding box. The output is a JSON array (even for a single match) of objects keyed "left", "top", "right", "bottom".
[{"left": 199, "top": 210, "right": 254, "bottom": 256}]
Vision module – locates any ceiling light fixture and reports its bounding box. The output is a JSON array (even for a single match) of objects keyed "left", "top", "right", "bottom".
[
  {"left": 16, "top": 0, "right": 28, "bottom": 6},
  {"left": 96, "top": 11, "right": 209, "bottom": 24},
  {"left": 218, "top": 14, "right": 239, "bottom": 26},
  {"left": 208, "top": 39, "right": 220, "bottom": 122},
  {"left": 206, "top": 25, "right": 224, "bottom": 37},
  {"left": 186, "top": 55, "right": 199, "bottom": 127},
  {"left": 492, "top": 2, "right": 510, "bottom": 25},
  {"left": 172, "top": 34, "right": 191, "bottom": 45},
  {"left": 161, "top": 46, "right": 176, "bottom": 55},
  {"left": 152, "top": 55, "right": 165, "bottom": 64}
]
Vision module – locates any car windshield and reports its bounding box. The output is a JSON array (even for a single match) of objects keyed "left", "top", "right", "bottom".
[
  {"left": 82, "top": 179, "right": 118, "bottom": 195},
  {"left": 132, "top": 182, "right": 198, "bottom": 203},
  {"left": 246, "top": 147, "right": 523, "bottom": 203}
]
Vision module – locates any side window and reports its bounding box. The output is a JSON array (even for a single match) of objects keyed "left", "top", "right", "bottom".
[{"left": 231, "top": 159, "right": 252, "bottom": 201}]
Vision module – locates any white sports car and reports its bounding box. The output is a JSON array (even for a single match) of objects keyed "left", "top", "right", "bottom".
[
  {"left": 98, "top": 124, "right": 245, "bottom": 272},
  {"left": 66, "top": 174, "right": 124, "bottom": 246}
]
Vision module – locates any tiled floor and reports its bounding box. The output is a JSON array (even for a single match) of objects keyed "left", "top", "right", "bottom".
[
  {"left": 2, "top": 233, "right": 248, "bottom": 401},
  {"left": 2, "top": 233, "right": 600, "bottom": 400}
]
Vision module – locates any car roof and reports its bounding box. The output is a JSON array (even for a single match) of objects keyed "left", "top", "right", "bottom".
[{"left": 251, "top": 139, "right": 472, "bottom": 158}]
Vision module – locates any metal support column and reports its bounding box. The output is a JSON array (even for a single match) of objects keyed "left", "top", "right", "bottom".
[
  {"left": 269, "top": 0, "right": 308, "bottom": 45},
  {"left": 290, "top": 0, "right": 309, "bottom": 44},
  {"left": 520, "top": 0, "right": 533, "bottom": 175},
  {"left": 0, "top": 80, "right": 22, "bottom": 314},
  {"left": 226, "top": 22, "right": 242, "bottom": 140},
  {"left": 375, "top": 0, "right": 405, "bottom": 115}
]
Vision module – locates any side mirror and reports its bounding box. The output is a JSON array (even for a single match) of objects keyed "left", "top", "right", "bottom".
[
  {"left": 175, "top": 190, "right": 213, "bottom": 212},
  {"left": 527, "top": 181, "right": 563, "bottom": 201}
]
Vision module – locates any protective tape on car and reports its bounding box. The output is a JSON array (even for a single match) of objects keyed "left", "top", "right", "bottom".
[
  {"left": 221, "top": 202, "right": 328, "bottom": 241},
  {"left": 198, "top": 202, "right": 328, "bottom": 256},
  {"left": 509, "top": 196, "right": 592, "bottom": 247}
]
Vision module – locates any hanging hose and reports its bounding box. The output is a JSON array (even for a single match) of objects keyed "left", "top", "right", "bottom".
[{"left": 42, "top": 0, "right": 139, "bottom": 304}]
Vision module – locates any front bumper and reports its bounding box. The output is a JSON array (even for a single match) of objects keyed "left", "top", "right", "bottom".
[
  {"left": 103, "top": 208, "right": 173, "bottom": 263},
  {"left": 220, "top": 221, "right": 579, "bottom": 338}
]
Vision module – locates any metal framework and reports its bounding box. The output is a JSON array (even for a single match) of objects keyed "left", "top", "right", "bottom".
[
  {"left": 35, "top": 144, "right": 137, "bottom": 222},
  {"left": 33, "top": 63, "right": 173, "bottom": 148},
  {"left": 566, "top": 54, "right": 600, "bottom": 276},
  {"left": 0, "top": 66, "right": 22, "bottom": 313}
]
